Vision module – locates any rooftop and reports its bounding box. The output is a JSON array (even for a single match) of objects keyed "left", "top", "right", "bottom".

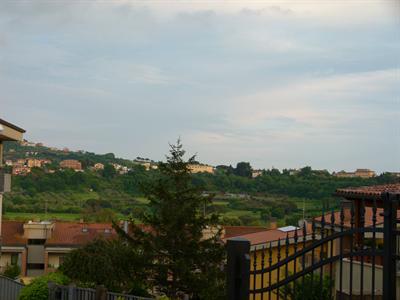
[
  {"left": 1, "top": 221, "right": 116, "bottom": 247},
  {"left": 0, "top": 118, "right": 26, "bottom": 133},
  {"left": 335, "top": 183, "right": 400, "bottom": 200}
]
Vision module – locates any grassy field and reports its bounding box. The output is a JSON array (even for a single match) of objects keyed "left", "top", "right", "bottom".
[
  {"left": 3, "top": 212, "right": 83, "bottom": 221},
  {"left": 3, "top": 192, "right": 338, "bottom": 226}
]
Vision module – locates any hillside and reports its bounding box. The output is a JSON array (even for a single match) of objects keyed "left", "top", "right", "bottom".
[{"left": 3, "top": 140, "right": 400, "bottom": 226}]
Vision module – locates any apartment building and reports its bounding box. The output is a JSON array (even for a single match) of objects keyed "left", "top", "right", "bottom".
[
  {"left": 0, "top": 220, "right": 116, "bottom": 278},
  {"left": 59, "top": 159, "right": 82, "bottom": 171},
  {"left": 334, "top": 168, "right": 376, "bottom": 178},
  {"left": 188, "top": 163, "right": 214, "bottom": 174},
  {"left": 26, "top": 158, "right": 42, "bottom": 168},
  {"left": 354, "top": 168, "right": 376, "bottom": 178}
]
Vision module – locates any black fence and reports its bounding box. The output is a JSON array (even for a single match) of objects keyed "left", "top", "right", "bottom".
[
  {"left": 227, "top": 192, "right": 400, "bottom": 300},
  {"left": 48, "top": 282, "right": 154, "bottom": 300}
]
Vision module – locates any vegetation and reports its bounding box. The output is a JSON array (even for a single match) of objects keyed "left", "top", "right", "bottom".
[
  {"left": 115, "top": 141, "right": 226, "bottom": 299},
  {"left": 18, "top": 272, "right": 70, "bottom": 300},
  {"left": 279, "top": 274, "right": 333, "bottom": 300},
  {"left": 59, "top": 142, "right": 225, "bottom": 299},
  {"left": 2, "top": 263, "right": 20, "bottom": 279},
  {"left": 59, "top": 239, "right": 150, "bottom": 296},
  {"left": 3, "top": 140, "right": 399, "bottom": 226}
]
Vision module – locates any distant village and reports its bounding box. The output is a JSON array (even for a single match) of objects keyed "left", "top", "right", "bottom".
[{"left": 5, "top": 140, "right": 399, "bottom": 179}]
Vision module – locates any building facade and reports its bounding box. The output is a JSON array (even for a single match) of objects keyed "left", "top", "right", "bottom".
[
  {"left": 188, "top": 163, "right": 214, "bottom": 174},
  {"left": 59, "top": 159, "right": 82, "bottom": 171},
  {"left": 0, "top": 221, "right": 116, "bottom": 278}
]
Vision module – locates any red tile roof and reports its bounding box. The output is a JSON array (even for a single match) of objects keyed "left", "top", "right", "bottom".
[
  {"left": 223, "top": 226, "right": 269, "bottom": 239},
  {"left": 224, "top": 227, "right": 310, "bottom": 246},
  {"left": 335, "top": 183, "right": 400, "bottom": 200},
  {"left": 1, "top": 221, "right": 26, "bottom": 246},
  {"left": 315, "top": 207, "right": 400, "bottom": 228},
  {"left": 1, "top": 221, "right": 116, "bottom": 247}
]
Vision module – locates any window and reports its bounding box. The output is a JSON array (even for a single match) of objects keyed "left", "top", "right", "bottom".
[
  {"left": 28, "top": 239, "right": 46, "bottom": 245},
  {"left": 27, "top": 263, "right": 44, "bottom": 270},
  {"left": 59, "top": 256, "right": 65, "bottom": 266},
  {"left": 11, "top": 253, "right": 18, "bottom": 265}
]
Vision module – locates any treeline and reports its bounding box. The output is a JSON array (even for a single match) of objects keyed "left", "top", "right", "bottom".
[
  {"left": 11, "top": 165, "right": 399, "bottom": 200},
  {"left": 193, "top": 166, "right": 399, "bottom": 200}
]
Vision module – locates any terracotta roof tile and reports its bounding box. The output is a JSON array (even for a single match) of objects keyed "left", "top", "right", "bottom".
[
  {"left": 315, "top": 207, "right": 400, "bottom": 228},
  {"left": 1, "top": 221, "right": 116, "bottom": 247},
  {"left": 223, "top": 226, "right": 269, "bottom": 239},
  {"left": 225, "top": 227, "right": 309, "bottom": 246},
  {"left": 335, "top": 183, "right": 400, "bottom": 199}
]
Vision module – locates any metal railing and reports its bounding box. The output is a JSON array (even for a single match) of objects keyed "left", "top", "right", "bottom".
[
  {"left": 0, "top": 275, "right": 24, "bottom": 300},
  {"left": 48, "top": 282, "right": 154, "bottom": 300},
  {"left": 227, "top": 192, "right": 400, "bottom": 300}
]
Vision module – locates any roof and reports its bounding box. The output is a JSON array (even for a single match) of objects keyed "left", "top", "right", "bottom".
[
  {"left": 223, "top": 226, "right": 269, "bottom": 239},
  {"left": 0, "top": 118, "right": 26, "bottom": 133},
  {"left": 315, "top": 207, "right": 400, "bottom": 228},
  {"left": 1, "top": 221, "right": 116, "bottom": 247},
  {"left": 225, "top": 227, "right": 306, "bottom": 246},
  {"left": 335, "top": 183, "right": 400, "bottom": 200}
]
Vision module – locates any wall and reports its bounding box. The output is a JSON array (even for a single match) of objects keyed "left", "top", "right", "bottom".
[{"left": 249, "top": 241, "right": 323, "bottom": 300}]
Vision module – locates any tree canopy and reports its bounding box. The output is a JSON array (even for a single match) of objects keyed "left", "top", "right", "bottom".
[{"left": 116, "top": 140, "right": 226, "bottom": 299}]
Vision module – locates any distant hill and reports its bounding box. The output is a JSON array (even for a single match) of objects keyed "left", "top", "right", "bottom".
[{"left": 3, "top": 140, "right": 139, "bottom": 169}]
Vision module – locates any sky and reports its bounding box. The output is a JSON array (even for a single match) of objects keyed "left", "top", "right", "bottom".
[{"left": 1, "top": 1, "right": 399, "bottom": 173}]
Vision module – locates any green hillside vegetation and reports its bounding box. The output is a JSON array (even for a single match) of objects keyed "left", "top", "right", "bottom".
[
  {"left": 3, "top": 141, "right": 399, "bottom": 226},
  {"left": 3, "top": 141, "right": 139, "bottom": 168},
  {"left": 3, "top": 165, "right": 399, "bottom": 226}
]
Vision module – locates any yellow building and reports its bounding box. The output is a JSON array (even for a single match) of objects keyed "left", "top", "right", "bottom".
[
  {"left": 26, "top": 158, "right": 42, "bottom": 168},
  {"left": 232, "top": 225, "right": 320, "bottom": 300},
  {"left": 188, "top": 163, "right": 214, "bottom": 174},
  {"left": 354, "top": 168, "right": 376, "bottom": 178}
]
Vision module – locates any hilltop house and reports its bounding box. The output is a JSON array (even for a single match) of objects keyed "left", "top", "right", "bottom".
[
  {"left": 59, "top": 159, "right": 82, "bottom": 171},
  {"left": 188, "top": 163, "right": 214, "bottom": 174}
]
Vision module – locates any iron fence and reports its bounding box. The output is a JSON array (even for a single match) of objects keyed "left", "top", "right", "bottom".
[{"left": 227, "top": 192, "right": 400, "bottom": 300}]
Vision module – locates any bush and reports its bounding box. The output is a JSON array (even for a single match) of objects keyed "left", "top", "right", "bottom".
[
  {"left": 2, "top": 264, "right": 20, "bottom": 279},
  {"left": 18, "top": 272, "right": 70, "bottom": 300}
]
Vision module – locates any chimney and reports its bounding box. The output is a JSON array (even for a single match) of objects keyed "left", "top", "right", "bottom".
[{"left": 269, "top": 218, "right": 277, "bottom": 229}]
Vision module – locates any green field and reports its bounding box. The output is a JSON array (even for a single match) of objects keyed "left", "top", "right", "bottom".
[{"left": 3, "top": 212, "right": 83, "bottom": 221}]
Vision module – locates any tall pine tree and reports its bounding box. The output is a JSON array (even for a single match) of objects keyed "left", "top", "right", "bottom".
[{"left": 117, "top": 140, "right": 225, "bottom": 299}]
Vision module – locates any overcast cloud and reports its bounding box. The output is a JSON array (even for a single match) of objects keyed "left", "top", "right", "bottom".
[{"left": 1, "top": 1, "right": 399, "bottom": 172}]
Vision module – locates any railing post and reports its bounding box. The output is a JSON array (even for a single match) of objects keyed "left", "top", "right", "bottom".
[
  {"left": 48, "top": 281, "right": 56, "bottom": 300},
  {"left": 227, "top": 237, "right": 250, "bottom": 300},
  {"left": 95, "top": 285, "right": 107, "bottom": 300},
  {"left": 68, "top": 283, "right": 76, "bottom": 300},
  {"left": 382, "top": 192, "right": 397, "bottom": 300}
]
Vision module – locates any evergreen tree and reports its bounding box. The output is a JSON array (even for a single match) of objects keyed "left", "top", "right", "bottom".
[{"left": 116, "top": 140, "right": 225, "bottom": 299}]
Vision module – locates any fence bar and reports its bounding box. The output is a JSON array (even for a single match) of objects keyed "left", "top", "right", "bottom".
[
  {"left": 227, "top": 237, "right": 250, "bottom": 300},
  {"left": 382, "top": 192, "right": 397, "bottom": 300}
]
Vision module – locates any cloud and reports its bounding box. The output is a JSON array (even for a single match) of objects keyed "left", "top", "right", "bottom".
[{"left": 0, "top": 1, "right": 398, "bottom": 172}]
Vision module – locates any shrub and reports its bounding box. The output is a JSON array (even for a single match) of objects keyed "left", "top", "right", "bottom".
[
  {"left": 18, "top": 272, "right": 70, "bottom": 300},
  {"left": 2, "top": 264, "right": 20, "bottom": 279}
]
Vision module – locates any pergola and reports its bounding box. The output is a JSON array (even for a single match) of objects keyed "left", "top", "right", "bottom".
[{"left": 335, "top": 183, "right": 400, "bottom": 245}]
